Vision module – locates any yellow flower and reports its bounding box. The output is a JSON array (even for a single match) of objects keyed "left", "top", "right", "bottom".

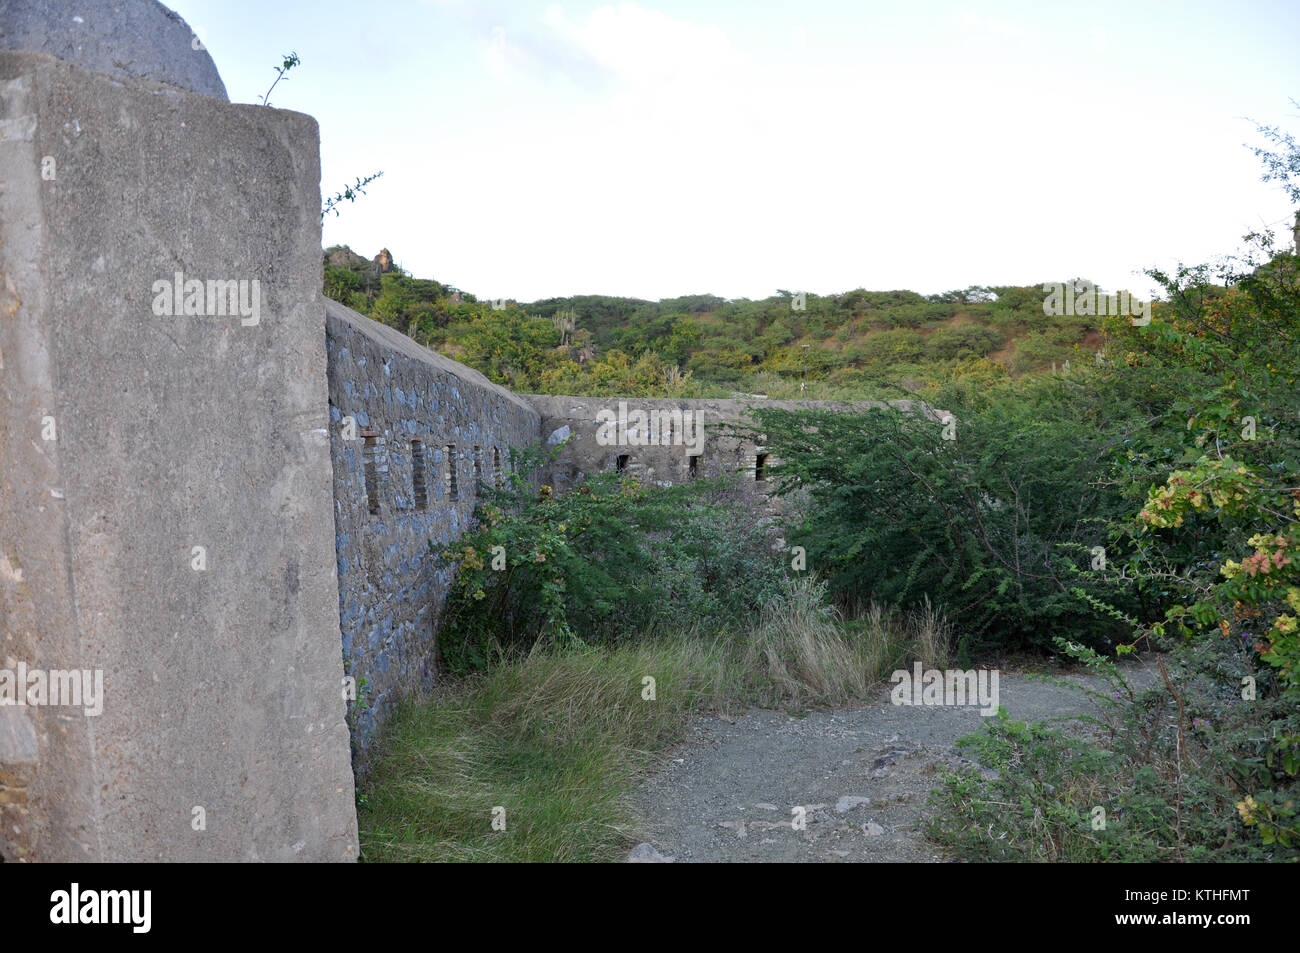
[
  {"left": 1221, "top": 559, "right": 1242, "bottom": 579},
  {"left": 1275, "top": 614, "right": 1297, "bottom": 635}
]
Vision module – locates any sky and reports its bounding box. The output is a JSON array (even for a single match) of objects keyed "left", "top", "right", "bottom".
[{"left": 173, "top": 0, "right": 1300, "bottom": 304}]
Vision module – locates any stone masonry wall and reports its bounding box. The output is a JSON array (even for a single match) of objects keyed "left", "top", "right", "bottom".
[
  {"left": 524, "top": 395, "right": 941, "bottom": 495},
  {"left": 325, "top": 300, "right": 539, "bottom": 772}
]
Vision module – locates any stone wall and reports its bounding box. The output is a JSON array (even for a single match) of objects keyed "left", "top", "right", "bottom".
[
  {"left": 0, "top": 51, "right": 356, "bottom": 861},
  {"left": 525, "top": 395, "right": 940, "bottom": 494},
  {"left": 325, "top": 300, "right": 539, "bottom": 771}
]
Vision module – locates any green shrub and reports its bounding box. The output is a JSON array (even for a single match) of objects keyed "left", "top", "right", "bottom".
[
  {"left": 431, "top": 449, "right": 785, "bottom": 672},
  {"left": 747, "top": 371, "right": 1160, "bottom": 654},
  {"left": 923, "top": 326, "right": 1005, "bottom": 361},
  {"left": 927, "top": 638, "right": 1300, "bottom": 861}
]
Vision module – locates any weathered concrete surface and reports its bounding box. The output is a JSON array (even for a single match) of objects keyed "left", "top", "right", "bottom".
[
  {"left": 0, "top": 52, "right": 355, "bottom": 860},
  {"left": 326, "top": 300, "right": 539, "bottom": 775},
  {"left": 0, "top": 0, "right": 228, "bottom": 100}
]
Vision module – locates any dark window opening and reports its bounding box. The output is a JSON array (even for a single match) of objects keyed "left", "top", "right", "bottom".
[
  {"left": 755, "top": 453, "right": 769, "bottom": 481},
  {"left": 616, "top": 454, "right": 629, "bottom": 473},
  {"left": 411, "top": 440, "right": 427, "bottom": 510},
  {"left": 445, "top": 445, "right": 458, "bottom": 500},
  {"left": 688, "top": 455, "right": 699, "bottom": 479},
  {"left": 362, "top": 435, "right": 383, "bottom": 515}
]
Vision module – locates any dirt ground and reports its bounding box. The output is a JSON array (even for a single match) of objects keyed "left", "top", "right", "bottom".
[{"left": 629, "top": 661, "right": 1159, "bottom": 862}]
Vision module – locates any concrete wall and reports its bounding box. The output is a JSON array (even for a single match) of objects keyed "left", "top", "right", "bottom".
[
  {"left": 325, "top": 300, "right": 539, "bottom": 771},
  {"left": 0, "top": 52, "right": 357, "bottom": 861}
]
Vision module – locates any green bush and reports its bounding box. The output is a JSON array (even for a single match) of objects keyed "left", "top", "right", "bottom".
[
  {"left": 748, "top": 371, "right": 1162, "bottom": 654},
  {"left": 1011, "top": 330, "right": 1074, "bottom": 372},
  {"left": 927, "top": 638, "right": 1300, "bottom": 861},
  {"left": 923, "top": 325, "right": 1005, "bottom": 361},
  {"left": 431, "top": 449, "right": 785, "bottom": 672}
]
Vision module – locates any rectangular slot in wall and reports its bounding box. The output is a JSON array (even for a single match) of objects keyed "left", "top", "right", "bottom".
[
  {"left": 362, "top": 434, "right": 384, "bottom": 515},
  {"left": 411, "top": 440, "right": 427, "bottom": 510},
  {"left": 445, "top": 445, "right": 458, "bottom": 500},
  {"left": 755, "top": 452, "right": 769, "bottom": 481}
]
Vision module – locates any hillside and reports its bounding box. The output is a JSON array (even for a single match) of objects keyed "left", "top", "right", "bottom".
[{"left": 323, "top": 245, "right": 1119, "bottom": 400}]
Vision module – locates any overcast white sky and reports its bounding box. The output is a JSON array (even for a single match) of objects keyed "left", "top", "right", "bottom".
[{"left": 175, "top": 0, "right": 1299, "bottom": 303}]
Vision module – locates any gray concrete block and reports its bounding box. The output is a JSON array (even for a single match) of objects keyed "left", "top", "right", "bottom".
[
  {"left": 0, "top": 0, "right": 227, "bottom": 100},
  {"left": 0, "top": 51, "right": 354, "bottom": 861}
]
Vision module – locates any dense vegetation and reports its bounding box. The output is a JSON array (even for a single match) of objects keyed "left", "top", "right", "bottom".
[
  {"left": 429, "top": 446, "right": 785, "bottom": 673},
  {"left": 743, "top": 370, "right": 1155, "bottom": 657},
  {"left": 324, "top": 244, "right": 1110, "bottom": 400}
]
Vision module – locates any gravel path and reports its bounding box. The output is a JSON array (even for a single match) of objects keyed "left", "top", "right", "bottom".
[{"left": 629, "top": 663, "right": 1158, "bottom": 862}]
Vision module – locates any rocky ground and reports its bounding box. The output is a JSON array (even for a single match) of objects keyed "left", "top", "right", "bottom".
[{"left": 629, "top": 662, "right": 1158, "bottom": 862}]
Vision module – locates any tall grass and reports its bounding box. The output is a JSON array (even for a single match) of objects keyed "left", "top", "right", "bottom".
[
  {"left": 357, "top": 638, "right": 735, "bottom": 862},
  {"left": 742, "top": 576, "right": 948, "bottom": 706},
  {"left": 357, "top": 575, "right": 952, "bottom": 862},
  {"left": 909, "top": 595, "right": 952, "bottom": 669}
]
